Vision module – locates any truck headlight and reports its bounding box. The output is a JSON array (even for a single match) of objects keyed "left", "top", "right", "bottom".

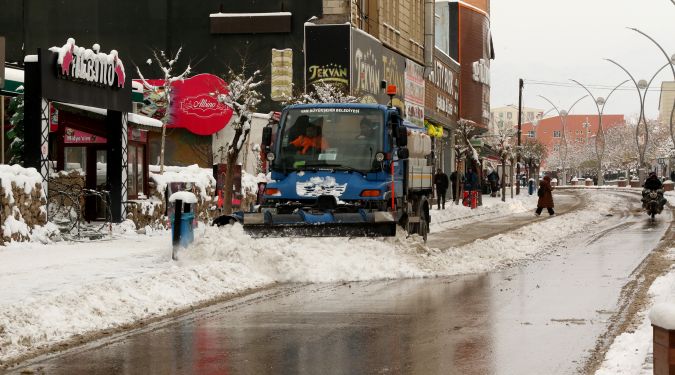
[
  {"left": 266, "top": 152, "right": 276, "bottom": 161},
  {"left": 375, "top": 152, "right": 385, "bottom": 162}
]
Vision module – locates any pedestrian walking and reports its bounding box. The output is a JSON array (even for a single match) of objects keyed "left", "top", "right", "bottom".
[
  {"left": 449, "top": 170, "right": 459, "bottom": 202},
  {"left": 433, "top": 168, "right": 450, "bottom": 209},
  {"left": 465, "top": 168, "right": 479, "bottom": 192},
  {"left": 535, "top": 175, "right": 555, "bottom": 216},
  {"left": 487, "top": 169, "right": 499, "bottom": 197}
]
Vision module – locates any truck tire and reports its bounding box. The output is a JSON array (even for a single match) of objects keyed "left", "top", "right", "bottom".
[{"left": 416, "top": 198, "right": 429, "bottom": 242}]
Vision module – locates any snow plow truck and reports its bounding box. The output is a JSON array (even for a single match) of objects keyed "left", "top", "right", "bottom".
[{"left": 216, "top": 102, "right": 434, "bottom": 240}]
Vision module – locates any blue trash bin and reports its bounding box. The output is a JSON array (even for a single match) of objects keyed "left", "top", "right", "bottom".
[
  {"left": 171, "top": 212, "right": 195, "bottom": 247},
  {"left": 528, "top": 179, "right": 535, "bottom": 195}
]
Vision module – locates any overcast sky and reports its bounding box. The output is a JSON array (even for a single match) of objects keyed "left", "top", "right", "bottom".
[{"left": 490, "top": 0, "right": 674, "bottom": 119}]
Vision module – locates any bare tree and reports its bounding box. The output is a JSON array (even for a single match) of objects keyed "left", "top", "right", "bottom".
[
  {"left": 135, "top": 47, "right": 191, "bottom": 174},
  {"left": 215, "top": 68, "right": 263, "bottom": 214}
]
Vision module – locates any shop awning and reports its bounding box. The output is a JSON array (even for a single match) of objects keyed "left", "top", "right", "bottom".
[
  {"left": 55, "top": 102, "right": 163, "bottom": 131},
  {"left": 1, "top": 67, "right": 25, "bottom": 95},
  {"left": 1, "top": 66, "right": 144, "bottom": 103}
]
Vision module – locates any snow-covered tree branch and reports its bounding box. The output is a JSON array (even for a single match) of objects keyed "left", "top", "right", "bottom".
[
  {"left": 215, "top": 68, "right": 263, "bottom": 214},
  {"left": 135, "top": 47, "right": 191, "bottom": 174}
]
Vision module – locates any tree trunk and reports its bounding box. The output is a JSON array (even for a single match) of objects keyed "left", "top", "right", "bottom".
[
  {"left": 501, "top": 159, "right": 506, "bottom": 202},
  {"left": 222, "top": 124, "right": 249, "bottom": 215},
  {"left": 510, "top": 159, "right": 514, "bottom": 199},
  {"left": 160, "top": 124, "right": 166, "bottom": 174},
  {"left": 222, "top": 150, "right": 237, "bottom": 215}
]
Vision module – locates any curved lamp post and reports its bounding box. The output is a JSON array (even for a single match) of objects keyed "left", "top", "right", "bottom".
[
  {"left": 570, "top": 79, "right": 629, "bottom": 185},
  {"left": 538, "top": 95, "right": 588, "bottom": 185},
  {"left": 628, "top": 28, "right": 675, "bottom": 149},
  {"left": 606, "top": 58, "right": 672, "bottom": 182}
]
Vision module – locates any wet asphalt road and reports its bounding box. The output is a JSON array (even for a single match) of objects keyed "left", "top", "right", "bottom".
[{"left": 11, "top": 191, "right": 672, "bottom": 375}]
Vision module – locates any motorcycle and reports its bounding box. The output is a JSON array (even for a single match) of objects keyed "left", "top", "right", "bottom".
[{"left": 642, "top": 188, "right": 665, "bottom": 220}]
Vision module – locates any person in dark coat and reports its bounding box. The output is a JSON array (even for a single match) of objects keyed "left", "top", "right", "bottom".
[
  {"left": 465, "top": 168, "right": 479, "bottom": 192},
  {"left": 642, "top": 172, "right": 666, "bottom": 209},
  {"left": 670, "top": 170, "right": 675, "bottom": 182},
  {"left": 449, "top": 171, "right": 459, "bottom": 201},
  {"left": 535, "top": 175, "right": 555, "bottom": 216},
  {"left": 487, "top": 170, "right": 499, "bottom": 197},
  {"left": 433, "top": 169, "right": 450, "bottom": 209}
]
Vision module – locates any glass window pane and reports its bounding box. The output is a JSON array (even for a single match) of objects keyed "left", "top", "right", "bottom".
[
  {"left": 128, "top": 145, "right": 137, "bottom": 197},
  {"left": 96, "top": 150, "right": 107, "bottom": 188},
  {"left": 65, "top": 147, "right": 86, "bottom": 174},
  {"left": 137, "top": 146, "right": 144, "bottom": 197}
]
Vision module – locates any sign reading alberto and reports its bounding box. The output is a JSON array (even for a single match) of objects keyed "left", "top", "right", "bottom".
[
  {"left": 304, "top": 24, "right": 350, "bottom": 92},
  {"left": 40, "top": 38, "right": 132, "bottom": 112}
]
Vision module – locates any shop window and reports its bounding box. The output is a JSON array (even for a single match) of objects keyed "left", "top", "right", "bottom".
[
  {"left": 96, "top": 150, "right": 107, "bottom": 189},
  {"left": 553, "top": 131, "right": 561, "bottom": 138},
  {"left": 528, "top": 131, "right": 535, "bottom": 138},
  {"left": 507, "top": 112, "right": 512, "bottom": 119},
  {"left": 65, "top": 147, "right": 86, "bottom": 173}
]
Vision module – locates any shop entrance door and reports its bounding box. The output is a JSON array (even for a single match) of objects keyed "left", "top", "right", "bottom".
[{"left": 84, "top": 148, "right": 108, "bottom": 221}]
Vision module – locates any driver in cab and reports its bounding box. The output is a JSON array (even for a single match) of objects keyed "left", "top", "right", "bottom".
[{"left": 290, "top": 117, "right": 329, "bottom": 155}]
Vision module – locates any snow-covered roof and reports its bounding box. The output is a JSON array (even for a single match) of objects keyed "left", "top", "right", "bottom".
[
  {"left": 209, "top": 12, "right": 291, "bottom": 18},
  {"left": 5, "top": 67, "right": 24, "bottom": 83}
]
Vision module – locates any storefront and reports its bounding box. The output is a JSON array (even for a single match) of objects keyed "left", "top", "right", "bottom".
[
  {"left": 425, "top": 49, "right": 460, "bottom": 174},
  {"left": 52, "top": 103, "right": 158, "bottom": 220}
]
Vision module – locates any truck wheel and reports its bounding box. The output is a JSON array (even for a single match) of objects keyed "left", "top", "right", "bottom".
[
  {"left": 416, "top": 199, "right": 429, "bottom": 242},
  {"left": 418, "top": 213, "right": 428, "bottom": 242}
]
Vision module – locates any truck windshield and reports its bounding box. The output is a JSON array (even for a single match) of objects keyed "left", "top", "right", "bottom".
[{"left": 275, "top": 108, "right": 384, "bottom": 172}]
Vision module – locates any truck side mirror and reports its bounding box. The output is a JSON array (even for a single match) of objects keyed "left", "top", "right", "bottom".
[
  {"left": 262, "top": 126, "right": 273, "bottom": 149},
  {"left": 397, "top": 126, "right": 408, "bottom": 147},
  {"left": 397, "top": 147, "right": 410, "bottom": 160}
]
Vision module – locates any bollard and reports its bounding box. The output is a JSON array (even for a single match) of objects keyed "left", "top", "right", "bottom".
[
  {"left": 585, "top": 178, "right": 593, "bottom": 186},
  {"left": 172, "top": 199, "right": 183, "bottom": 261},
  {"left": 650, "top": 304, "right": 675, "bottom": 375}
]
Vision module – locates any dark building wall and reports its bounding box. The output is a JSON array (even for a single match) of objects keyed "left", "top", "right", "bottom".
[
  {"left": 0, "top": 0, "right": 322, "bottom": 112},
  {"left": 459, "top": 4, "right": 491, "bottom": 129}
]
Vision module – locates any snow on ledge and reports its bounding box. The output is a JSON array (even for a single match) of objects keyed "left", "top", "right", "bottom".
[
  {"left": 209, "top": 12, "right": 291, "bottom": 18},
  {"left": 649, "top": 303, "right": 675, "bottom": 330},
  {"left": 24, "top": 55, "right": 38, "bottom": 63},
  {"left": 169, "top": 191, "right": 198, "bottom": 204}
]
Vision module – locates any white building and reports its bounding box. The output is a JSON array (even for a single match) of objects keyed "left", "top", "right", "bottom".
[{"left": 490, "top": 105, "right": 544, "bottom": 135}]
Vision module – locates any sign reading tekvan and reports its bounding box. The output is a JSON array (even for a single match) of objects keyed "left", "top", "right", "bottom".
[{"left": 304, "top": 24, "right": 350, "bottom": 92}]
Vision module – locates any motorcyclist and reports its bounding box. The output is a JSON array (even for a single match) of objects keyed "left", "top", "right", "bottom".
[{"left": 642, "top": 172, "right": 666, "bottom": 211}]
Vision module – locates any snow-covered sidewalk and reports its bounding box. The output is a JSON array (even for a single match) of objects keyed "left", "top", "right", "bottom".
[{"left": 0, "top": 191, "right": 620, "bottom": 366}]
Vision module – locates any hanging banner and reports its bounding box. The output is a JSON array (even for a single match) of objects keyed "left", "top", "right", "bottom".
[
  {"left": 135, "top": 73, "right": 234, "bottom": 136},
  {"left": 404, "top": 59, "right": 425, "bottom": 127},
  {"left": 271, "top": 48, "right": 293, "bottom": 101}
]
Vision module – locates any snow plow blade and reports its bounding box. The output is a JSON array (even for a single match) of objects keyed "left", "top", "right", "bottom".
[{"left": 241, "top": 211, "right": 397, "bottom": 238}]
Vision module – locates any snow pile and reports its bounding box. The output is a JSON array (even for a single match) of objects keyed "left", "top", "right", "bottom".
[
  {"left": 149, "top": 164, "right": 216, "bottom": 200},
  {"left": 0, "top": 165, "right": 49, "bottom": 243},
  {"left": 595, "top": 250, "right": 675, "bottom": 375},
  {"left": 649, "top": 303, "right": 675, "bottom": 330}
]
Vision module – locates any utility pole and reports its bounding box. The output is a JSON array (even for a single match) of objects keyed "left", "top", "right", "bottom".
[{"left": 516, "top": 78, "right": 524, "bottom": 195}]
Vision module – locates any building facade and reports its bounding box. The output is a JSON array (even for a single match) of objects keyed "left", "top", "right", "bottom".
[
  {"left": 659, "top": 81, "right": 675, "bottom": 126},
  {"left": 520, "top": 114, "right": 625, "bottom": 156},
  {"left": 490, "top": 106, "right": 544, "bottom": 135}
]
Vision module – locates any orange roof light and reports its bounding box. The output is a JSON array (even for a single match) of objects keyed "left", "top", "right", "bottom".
[{"left": 386, "top": 84, "right": 397, "bottom": 96}]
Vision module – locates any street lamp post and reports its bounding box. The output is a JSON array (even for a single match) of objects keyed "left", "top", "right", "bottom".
[
  {"left": 517, "top": 78, "right": 524, "bottom": 195},
  {"left": 538, "top": 95, "right": 588, "bottom": 185},
  {"left": 628, "top": 28, "right": 675, "bottom": 148},
  {"left": 570, "top": 79, "right": 629, "bottom": 185},
  {"left": 606, "top": 58, "right": 672, "bottom": 183}
]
